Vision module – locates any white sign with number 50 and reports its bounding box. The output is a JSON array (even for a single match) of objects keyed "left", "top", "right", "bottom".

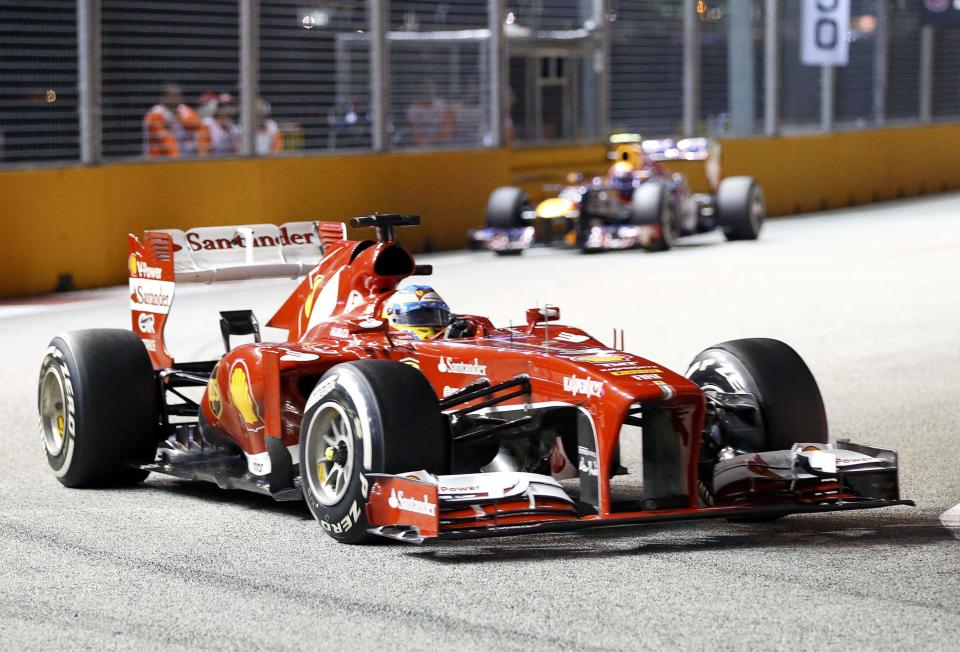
[{"left": 801, "top": 0, "right": 851, "bottom": 66}]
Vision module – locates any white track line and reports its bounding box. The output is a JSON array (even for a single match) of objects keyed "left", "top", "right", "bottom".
[{"left": 940, "top": 503, "right": 960, "bottom": 540}]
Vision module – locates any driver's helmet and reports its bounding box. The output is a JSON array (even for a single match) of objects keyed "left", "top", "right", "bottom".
[
  {"left": 609, "top": 160, "right": 635, "bottom": 198},
  {"left": 383, "top": 285, "right": 451, "bottom": 340}
]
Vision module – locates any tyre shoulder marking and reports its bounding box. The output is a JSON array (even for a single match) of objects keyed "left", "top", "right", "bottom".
[{"left": 42, "top": 350, "right": 77, "bottom": 477}]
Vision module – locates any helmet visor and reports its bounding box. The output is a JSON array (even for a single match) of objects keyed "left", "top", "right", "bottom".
[
  {"left": 393, "top": 303, "right": 451, "bottom": 327},
  {"left": 611, "top": 176, "right": 633, "bottom": 193}
]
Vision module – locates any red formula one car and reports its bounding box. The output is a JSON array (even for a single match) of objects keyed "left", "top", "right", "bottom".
[
  {"left": 470, "top": 134, "right": 764, "bottom": 254},
  {"left": 38, "top": 215, "right": 909, "bottom": 544}
]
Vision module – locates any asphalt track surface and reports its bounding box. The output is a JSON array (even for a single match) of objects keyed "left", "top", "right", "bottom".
[{"left": 2, "top": 194, "right": 959, "bottom": 651}]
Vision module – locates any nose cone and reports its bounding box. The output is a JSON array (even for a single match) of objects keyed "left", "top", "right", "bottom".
[
  {"left": 536, "top": 197, "right": 576, "bottom": 219},
  {"left": 548, "top": 349, "right": 701, "bottom": 405}
]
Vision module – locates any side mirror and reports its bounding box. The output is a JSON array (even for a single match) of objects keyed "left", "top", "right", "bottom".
[{"left": 525, "top": 306, "right": 560, "bottom": 331}]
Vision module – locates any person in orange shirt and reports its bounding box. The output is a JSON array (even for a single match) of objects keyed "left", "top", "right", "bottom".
[
  {"left": 143, "top": 85, "right": 210, "bottom": 158},
  {"left": 178, "top": 100, "right": 209, "bottom": 156},
  {"left": 406, "top": 80, "right": 455, "bottom": 147}
]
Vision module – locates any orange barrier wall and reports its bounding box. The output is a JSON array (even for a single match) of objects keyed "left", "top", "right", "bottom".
[
  {"left": 721, "top": 124, "right": 960, "bottom": 215},
  {"left": 0, "top": 149, "right": 509, "bottom": 297},
  {"left": 2, "top": 123, "right": 959, "bottom": 298}
]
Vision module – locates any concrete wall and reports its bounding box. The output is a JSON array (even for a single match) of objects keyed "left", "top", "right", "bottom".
[{"left": 1, "top": 124, "right": 959, "bottom": 297}]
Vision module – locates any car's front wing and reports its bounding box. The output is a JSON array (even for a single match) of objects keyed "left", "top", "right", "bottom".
[{"left": 364, "top": 442, "right": 912, "bottom": 543}]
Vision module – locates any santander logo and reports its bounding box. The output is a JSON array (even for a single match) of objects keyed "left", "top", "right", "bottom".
[
  {"left": 184, "top": 226, "right": 316, "bottom": 252},
  {"left": 437, "top": 357, "right": 487, "bottom": 376},
  {"left": 131, "top": 284, "right": 172, "bottom": 309},
  {"left": 387, "top": 488, "right": 437, "bottom": 516}
]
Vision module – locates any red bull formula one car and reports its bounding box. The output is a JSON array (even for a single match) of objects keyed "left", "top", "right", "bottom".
[
  {"left": 470, "top": 134, "right": 764, "bottom": 254},
  {"left": 39, "top": 215, "right": 909, "bottom": 544}
]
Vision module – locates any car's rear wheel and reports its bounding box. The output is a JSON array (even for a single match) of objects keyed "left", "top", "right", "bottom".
[
  {"left": 38, "top": 329, "right": 160, "bottom": 488},
  {"left": 631, "top": 181, "right": 674, "bottom": 252},
  {"left": 717, "top": 176, "right": 764, "bottom": 241},
  {"left": 485, "top": 186, "right": 530, "bottom": 230},
  {"left": 299, "top": 360, "right": 450, "bottom": 544}
]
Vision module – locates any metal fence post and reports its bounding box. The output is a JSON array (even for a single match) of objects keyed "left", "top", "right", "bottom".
[
  {"left": 488, "top": 0, "right": 505, "bottom": 148},
  {"left": 369, "top": 0, "right": 390, "bottom": 152},
  {"left": 77, "top": 0, "right": 102, "bottom": 164},
  {"left": 596, "top": 0, "right": 611, "bottom": 140},
  {"left": 728, "top": 0, "right": 755, "bottom": 136},
  {"left": 820, "top": 65, "right": 835, "bottom": 132},
  {"left": 682, "top": 0, "right": 700, "bottom": 137},
  {"left": 919, "top": 25, "right": 934, "bottom": 123},
  {"left": 873, "top": 0, "right": 889, "bottom": 125},
  {"left": 239, "top": 0, "right": 259, "bottom": 157},
  {"left": 764, "top": 0, "right": 778, "bottom": 136}
]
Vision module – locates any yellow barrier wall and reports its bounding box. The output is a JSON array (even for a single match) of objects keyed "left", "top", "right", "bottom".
[
  {"left": 0, "top": 149, "right": 510, "bottom": 297},
  {"left": 721, "top": 125, "right": 960, "bottom": 215},
  {"left": 2, "top": 124, "right": 959, "bottom": 298}
]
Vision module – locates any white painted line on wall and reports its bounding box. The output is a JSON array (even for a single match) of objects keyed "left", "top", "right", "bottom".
[{"left": 940, "top": 503, "right": 960, "bottom": 540}]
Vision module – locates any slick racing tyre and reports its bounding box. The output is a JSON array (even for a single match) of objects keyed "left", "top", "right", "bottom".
[
  {"left": 38, "top": 329, "right": 160, "bottom": 488},
  {"left": 717, "top": 176, "right": 764, "bottom": 241},
  {"left": 686, "top": 338, "right": 828, "bottom": 453},
  {"left": 485, "top": 186, "right": 530, "bottom": 230},
  {"left": 686, "top": 338, "right": 827, "bottom": 521},
  {"left": 631, "top": 181, "right": 675, "bottom": 252},
  {"left": 299, "top": 361, "right": 450, "bottom": 544}
]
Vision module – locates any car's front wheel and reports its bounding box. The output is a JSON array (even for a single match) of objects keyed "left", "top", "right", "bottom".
[
  {"left": 631, "top": 181, "right": 675, "bottom": 252},
  {"left": 686, "top": 337, "right": 828, "bottom": 453},
  {"left": 299, "top": 360, "right": 450, "bottom": 544},
  {"left": 686, "top": 338, "right": 828, "bottom": 519},
  {"left": 485, "top": 186, "right": 530, "bottom": 230}
]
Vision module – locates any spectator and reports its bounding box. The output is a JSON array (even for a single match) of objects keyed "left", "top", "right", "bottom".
[
  {"left": 143, "top": 84, "right": 207, "bottom": 158},
  {"left": 406, "top": 80, "right": 455, "bottom": 147},
  {"left": 255, "top": 99, "right": 283, "bottom": 155},
  {"left": 327, "top": 97, "right": 371, "bottom": 149},
  {"left": 201, "top": 93, "right": 240, "bottom": 156}
]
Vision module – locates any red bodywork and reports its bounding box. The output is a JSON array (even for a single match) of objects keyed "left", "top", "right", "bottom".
[{"left": 128, "top": 222, "right": 907, "bottom": 541}]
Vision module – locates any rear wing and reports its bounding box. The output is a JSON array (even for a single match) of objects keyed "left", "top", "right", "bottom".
[
  {"left": 147, "top": 221, "right": 345, "bottom": 283},
  {"left": 640, "top": 137, "right": 711, "bottom": 162},
  {"left": 128, "top": 220, "right": 346, "bottom": 367},
  {"left": 609, "top": 132, "right": 710, "bottom": 162},
  {"left": 609, "top": 133, "right": 721, "bottom": 189}
]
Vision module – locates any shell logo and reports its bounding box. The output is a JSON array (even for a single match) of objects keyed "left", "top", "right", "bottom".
[
  {"left": 229, "top": 362, "right": 262, "bottom": 426},
  {"left": 128, "top": 254, "right": 139, "bottom": 277},
  {"left": 206, "top": 371, "right": 222, "bottom": 418},
  {"left": 302, "top": 273, "right": 324, "bottom": 319}
]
